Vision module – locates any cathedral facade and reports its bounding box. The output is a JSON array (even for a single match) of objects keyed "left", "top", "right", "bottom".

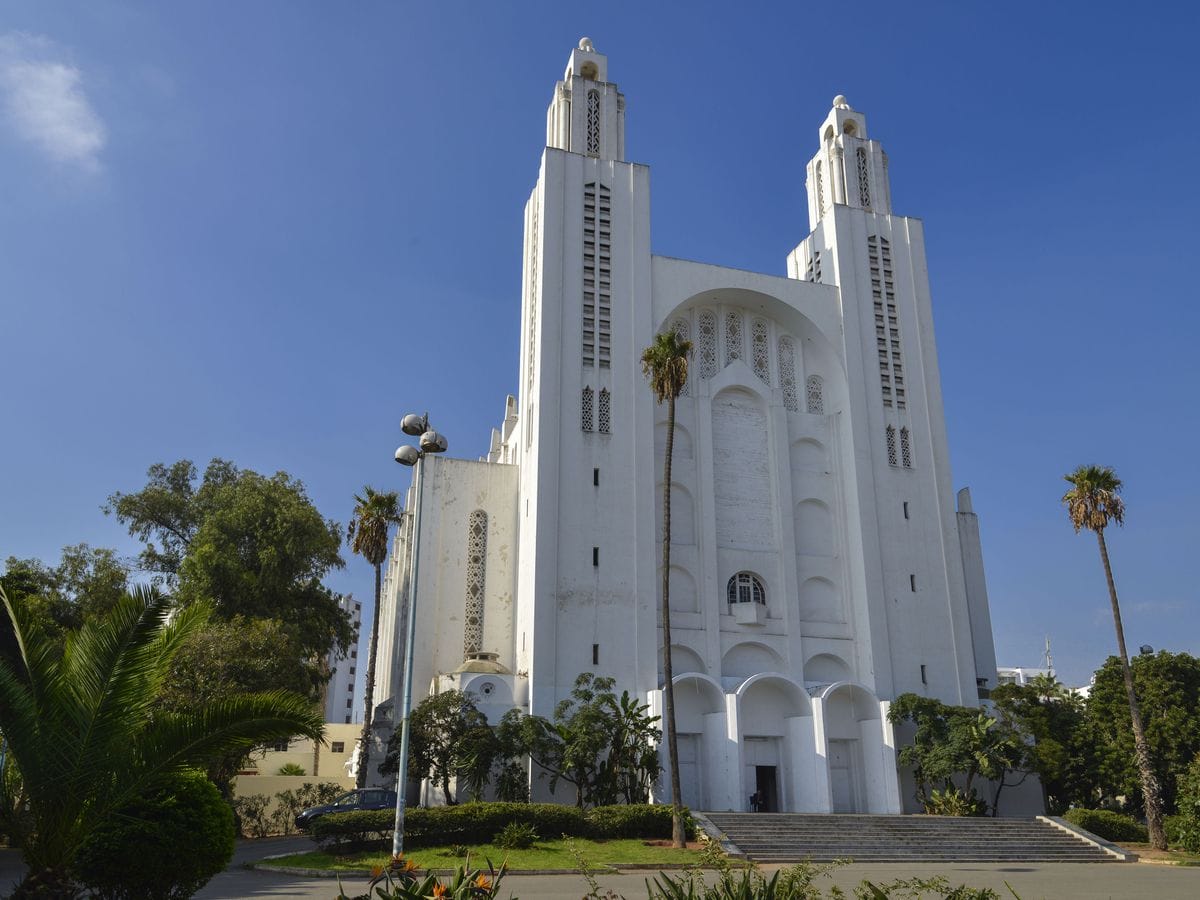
[{"left": 373, "top": 40, "right": 998, "bottom": 815}]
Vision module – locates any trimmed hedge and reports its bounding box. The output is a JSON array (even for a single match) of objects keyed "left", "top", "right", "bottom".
[
  {"left": 1063, "top": 808, "right": 1148, "bottom": 844},
  {"left": 310, "top": 802, "right": 694, "bottom": 849}
]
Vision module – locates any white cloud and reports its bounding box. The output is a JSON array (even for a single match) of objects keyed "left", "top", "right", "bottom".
[{"left": 0, "top": 32, "right": 106, "bottom": 171}]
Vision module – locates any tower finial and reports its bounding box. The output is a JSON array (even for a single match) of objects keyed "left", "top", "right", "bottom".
[
  {"left": 833, "top": 95, "right": 850, "bottom": 109},
  {"left": 579, "top": 36, "right": 595, "bottom": 52}
]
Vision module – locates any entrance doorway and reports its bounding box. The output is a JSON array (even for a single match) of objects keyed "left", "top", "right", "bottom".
[
  {"left": 828, "top": 739, "right": 862, "bottom": 812},
  {"left": 753, "top": 766, "right": 778, "bottom": 812}
]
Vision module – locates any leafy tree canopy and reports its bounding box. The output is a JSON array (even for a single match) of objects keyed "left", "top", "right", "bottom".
[
  {"left": 105, "top": 458, "right": 351, "bottom": 659},
  {"left": 1084, "top": 650, "right": 1200, "bottom": 814},
  {"left": 1, "top": 544, "right": 129, "bottom": 638}
]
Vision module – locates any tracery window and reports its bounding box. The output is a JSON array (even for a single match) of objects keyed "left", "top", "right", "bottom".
[
  {"left": 806, "top": 250, "right": 822, "bottom": 283},
  {"left": 806, "top": 374, "right": 824, "bottom": 414},
  {"left": 886, "top": 425, "right": 898, "bottom": 467},
  {"left": 900, "top": 427, "right": 913, "bottom": 468},
  {"left": 582, "top": 182, "right": 612, "bottom": 367},
  {"left": 582, "top": 386, "right": 594, "bottom": 432},
  {"left": 869, "top": 235, "right": 903, "bottom": 408},
  {"left": 815, "top": 160, "right": 826, "bottom": 219},
  {"left": 724, "top": 311, "right": 743, "bottom": 366},
  {"left": 779, "top": 336, "right": 798, "bottom": 412},
  {"left": 598, "top": 388, "right": 611, "bottom": 434},
  {"left": 856, "top": 146, "right": 871, "bottom": 209},
  {"left": 697, "top": 310, "right": 718, "bottom": 380},
  {"left": 751, "top": 318, "right": 770, "bottom": 385},
  {"left": 727, "top": 572, "right": 766, "bottom": 606},
  {"left": 586, "top": 89, "right": 600, "bottom": 156},
  {"left": 463, "top": 510, "right": 487, "bottom": 658}
]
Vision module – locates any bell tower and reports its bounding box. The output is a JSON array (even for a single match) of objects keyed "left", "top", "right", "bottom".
[
  {"left": 546, "top": 37, "right": 626, "bottom": 162},
  {"left": 804, "top": 96, "right": 892, "bottom": 230}
]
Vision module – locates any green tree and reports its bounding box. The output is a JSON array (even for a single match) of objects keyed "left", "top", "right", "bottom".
[
  {"left": 0, "top": 584, "right": 323, "bottom": 897},
  {"left": 1, "top": 545, "right": 129, "bottom": 640},
  {"left": 1084, "top": 651, "right": 1200, "bottom": 815},
  {"left": 105, "top": 458, "right": 352, "bottom": 661},
  {"left": 992, "top": 679, "right": 1094, "bottom": 814},
  {"left": 888, "top": 693, "right": 1026, "bottom": 816},
  {"left": 156, "top": 615, "right": 319, "bottom": 796},
  {"left": 347, "top": 486, "right": 402, "bottom": 788},
  {"left": 380, "top": 690, "right": 493, "bottom": 805},
  {"left": 1063, "top": 464, "right": 1165, "bottom": 849},
  {"left": 641, "top": 329, "right": 692, "bottom": 848}
]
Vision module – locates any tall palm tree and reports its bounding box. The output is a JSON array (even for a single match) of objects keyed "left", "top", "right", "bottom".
[
  {"left": 641, "top": 329, "right": 692, "bottom": 848},
  {"left": 1062, "top": 465, "right": 1165, "bottom": 849},
  {"left": 348, "top": 486, "right": 402, "bottom": 789},
  {"left": 0, "top": 585, "right": 323, "bottom": 896}
]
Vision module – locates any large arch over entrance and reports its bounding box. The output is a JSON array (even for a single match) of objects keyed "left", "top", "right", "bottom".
[
  {"left": 733, "top": 673, "right": 828, "bottom": 813},
  {"left": 815, "top": 682, "right": 901, "bottom": 813}
]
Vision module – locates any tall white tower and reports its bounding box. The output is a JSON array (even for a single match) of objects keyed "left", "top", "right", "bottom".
[{"left": 515, "top": 39, "right": 659, "bottom": 719}]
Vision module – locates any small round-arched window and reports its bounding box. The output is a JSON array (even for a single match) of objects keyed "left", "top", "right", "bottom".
[{"left": 727, "top": 572, "right": 766, "bottom": 605}]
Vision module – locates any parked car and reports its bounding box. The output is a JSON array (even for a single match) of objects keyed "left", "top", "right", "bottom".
[{"left": 295, "top": 788, "right": 398, "bottom": 829}]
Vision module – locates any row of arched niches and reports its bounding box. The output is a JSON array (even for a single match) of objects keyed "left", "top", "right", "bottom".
[{"left": 654, "top": 303, "right": 856, "bottom": 689}]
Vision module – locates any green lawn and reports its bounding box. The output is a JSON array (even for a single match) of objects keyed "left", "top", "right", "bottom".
[{"left": 262, "top": 837, "right": 705, "bottom": 872}]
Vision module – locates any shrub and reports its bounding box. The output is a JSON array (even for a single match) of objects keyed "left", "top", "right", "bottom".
[
  {"left": 924, "top": 788, "right": 986, "bottom": 817},
  {"left": 1063, "top": 808, "right": 1148, "bottom": 843},
  {"left": 231, "top": 793, "right": 271, "bottom": 839},
  {"left": 312, "top": 802, "right": 592, "bottom": 850},
  {"left": 277, "top": 763, "right": 307, "bottom": 776},
  {"left": 75, "top": 771, "right": 235, "bottom": 900},
  {"left": 494, "top": 821, "right": 538, "bottom": 849},
  {"left": 585, "top": 803, "right": 694, "bottom": 839}
]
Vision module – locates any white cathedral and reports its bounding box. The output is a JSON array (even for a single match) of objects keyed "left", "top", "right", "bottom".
[{"left": 373, "top": 39, "right": 1000, "bottom": 815}]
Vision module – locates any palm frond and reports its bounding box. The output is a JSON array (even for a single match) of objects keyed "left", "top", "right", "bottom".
[{"left": 1062, "top": 464, "right": 1125, "bottom": 532}]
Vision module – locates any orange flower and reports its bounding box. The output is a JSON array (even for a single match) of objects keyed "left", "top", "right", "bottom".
[
  {"left": 432, "top": 883, "right": 449, "bottom": 898},
  {"left": 370, "top": 865, "right": 384, "bottom": 878},
  {"left": 473, "top": 873, "right": 492, "bottom": 890}
]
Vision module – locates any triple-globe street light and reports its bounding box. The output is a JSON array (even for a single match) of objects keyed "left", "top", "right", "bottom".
[{"left": 390, "top": 412, "right": 447, "bottom": 856}]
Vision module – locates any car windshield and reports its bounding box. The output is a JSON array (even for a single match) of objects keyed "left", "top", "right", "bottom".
[{"left": 333, "top": 793, "right": 359, "bottom": 806}]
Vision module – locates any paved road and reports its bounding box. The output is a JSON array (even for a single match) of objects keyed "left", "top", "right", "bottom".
[{"left": 197, "top": 856, "right": 1200, "bottom": 900}]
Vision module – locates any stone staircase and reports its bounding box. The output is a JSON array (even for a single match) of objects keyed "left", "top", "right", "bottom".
[{"left": 699, "top": 813, "right": 1122, "bottom": 863}]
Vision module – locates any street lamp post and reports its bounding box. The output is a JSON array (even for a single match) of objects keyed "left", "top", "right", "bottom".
[{"left": 390, "top": 412, "right": 448, "bottom": 857}]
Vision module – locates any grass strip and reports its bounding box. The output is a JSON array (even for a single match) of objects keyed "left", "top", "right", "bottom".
[{"left": 262, "top": 837, "right": 705, "bottom": 872}]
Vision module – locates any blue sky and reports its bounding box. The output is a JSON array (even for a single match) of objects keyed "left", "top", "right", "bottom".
[{"left": 1, "top": 1, "right": 1196, "bottom": 689}]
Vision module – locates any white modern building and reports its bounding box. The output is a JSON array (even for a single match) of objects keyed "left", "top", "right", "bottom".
[
  {"left": 324, "top": 594, "right": 362, "bottom": 724},
  {"left": 374, "top": 39, "right": 999, "bottom": 815}
]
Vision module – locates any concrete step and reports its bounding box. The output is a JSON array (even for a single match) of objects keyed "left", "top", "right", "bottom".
[{"left": 698, "top": 812, "right": 1117, "bottom": 864}]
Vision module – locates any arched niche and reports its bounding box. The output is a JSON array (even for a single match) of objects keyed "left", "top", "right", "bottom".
[
  {"left": 791, "top": 438, "right": 826, "bottom": 471},
  {"left": 721, "top": 641, "right": 783, "bottom": 680},
  {"left": 795, "top": 499, "right": 834, "bottom": 557},
  {"left": 711, "top": 387, "right": 775, "bottom": 550},
  {"left": 803, "top": 653, "right": 851, "bottom": 685},
  {"left": 656, "top": 484, "right": 696, "bottom": 546},
  {"left": 661, "top": 643, "right": 706, "bottom": 678},
  {"left": 661, "top": 565, "right": 698, "bottom": 613},
  {"left": 820, "top": 682, "right": 883, "bottom": 734},
  {"left": 656, "top": 421, "right": 694, "bottom": 460},
  {"left": 798, "top": 577, "right": 843, "bottom": 624}
]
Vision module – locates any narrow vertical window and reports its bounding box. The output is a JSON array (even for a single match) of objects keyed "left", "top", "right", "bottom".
[
  {"left": 815, "top": 161, "right": 826, "bottom": 219},
  {"left": 586, "top": 89, "right": 600, "bottom": 156},
  {"left": 779, "top": 336, "right": 798, "bottom": 412},
  {"left": 582, "top": 183, "right": 597, "bottom": 365},
  {"left": 697, "top": 310, "right": 718, "bottom": 380},
  {"left": 900, "top": 427, "right": 913, "bottom": 468},
  {"left": 598, "top": 388, "right": 611, "bottom": 434},
  {"left": 596, "top": 185, "right": 612, "bottom": 368},
  {"left": 909, "top": 574, "right": 916, "bottom": 592},
  {"left": 593, "top": 467, "right": 600, "bottom": 486},
  {"left": 724, "top": 310, "right": 743, "bottom": 366},
  {"left": 806, "top": 375, "right": 824, "bottom": 414},
  {"left": 856, "top": 146, "right": 871, "bottom": 209},
  {"left": 920, "top": 664, "right": 927, "bottom": 685},
  {"left": 581, "top": 386, "right": 594, "bottom": 432},
  {"left": 751, "top": 318, "right": 770, "bottom": 384},
  {"left": 886, "top": 425, "right": 898, "bottom": 467},
  {"left": 592, "top": 547, "right": 599, "bottom": 567},
  {"left": 592, "top": 643, "right": 600, "bottom": 665},
  {"left": 903, "top": 501, "right": 910, "bottom": 520},
  {"left": 463, "top": 510, "right": 487, "bottom": 658}
]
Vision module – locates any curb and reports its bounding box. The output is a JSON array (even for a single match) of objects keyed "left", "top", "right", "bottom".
[{"left": 253, "top": 863, "right": 709, "bottom": 878}]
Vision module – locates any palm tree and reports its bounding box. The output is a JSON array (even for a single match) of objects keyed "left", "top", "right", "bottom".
[
  {"left": 348, "top": 486, "right": 402, "bottom": 789},
  {"left": 641, "top": 329, "right": 692, "bottom": 848},
  {"left": 0, "top": 584, "right": 323, "bottom": 896},
  {"left": 1062, "top": 465, "right": 1165, "bottom": 849}
]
